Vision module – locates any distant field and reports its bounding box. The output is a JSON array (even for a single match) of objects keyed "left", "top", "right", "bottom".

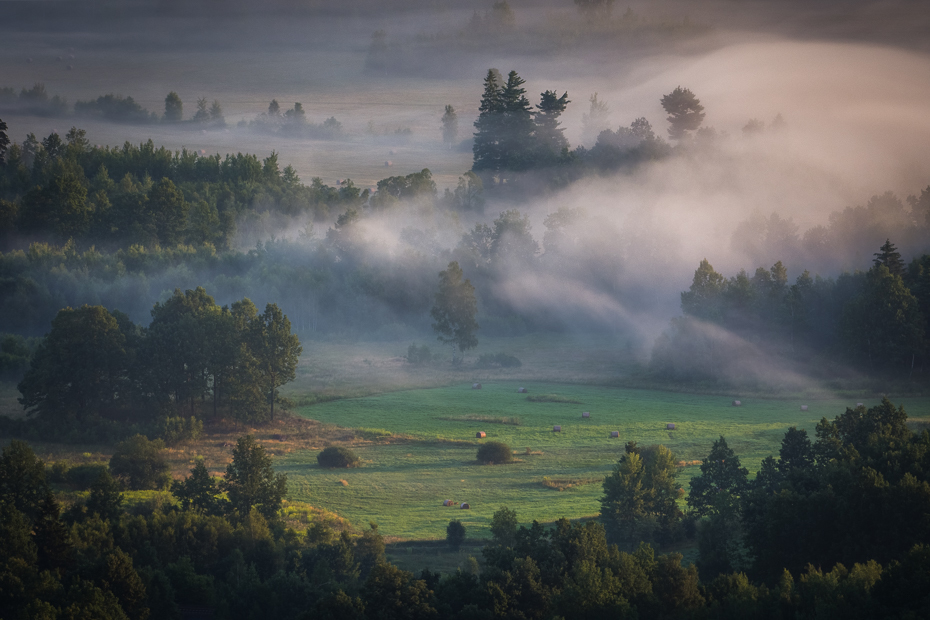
[{"left": 285, "top": 381, "right": 930, "bottom": 540}]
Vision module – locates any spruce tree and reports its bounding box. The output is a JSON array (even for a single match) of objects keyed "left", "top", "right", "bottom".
[
  {"left": 473, "top": 69, "right": 504, "bottom": 175},
  {"left": 534, "top": 90, "right": 570, "bottom": 163}
]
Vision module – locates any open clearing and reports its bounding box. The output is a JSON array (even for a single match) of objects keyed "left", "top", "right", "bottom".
[{"left": 286, "top": 381, "right": 930, "bottom": 540}]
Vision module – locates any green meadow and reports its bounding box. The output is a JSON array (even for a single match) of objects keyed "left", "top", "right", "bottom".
[{"left": 285, "top": 382, "right": 930, "bottom": 540}]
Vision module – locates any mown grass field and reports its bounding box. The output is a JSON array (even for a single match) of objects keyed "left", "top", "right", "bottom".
[{"left": 286, "top": 381, "right": 930, "bottom": 540}]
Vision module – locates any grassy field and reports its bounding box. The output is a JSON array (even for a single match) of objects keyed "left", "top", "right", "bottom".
[{"left": 285, "top": 380, "right": 930, "bottom": 540}]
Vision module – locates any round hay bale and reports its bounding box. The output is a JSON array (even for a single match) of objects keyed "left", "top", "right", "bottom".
[
  {"left": 517, "top": 387, "right": 527, "bottom": 393},
  {"left": 553, "top": 425, "right": 562, "bottom": 432},
  {"left": 476, "top": 431, "right": 486, "bottom": 438},
  {"left": 800, "top": 405, "right": 808, "bottom": 411},
  {"left": 460, "top": 502, "right": 470, "bottom": 509},
  {"left": 472, "top": 383, "right": 482, "bottom": 389},
  {"left": 666, "top": 423, "right": 676, "bottom": 430},
  {"left": 443, "top": 499, "right": 454, "bottom": 506},
  {"left": 610, "top": 431, "right": 620, "bottom": 438},
  {"left": 732, "top": 400, "right": 742, "bottom": 406},
  {"left": 582, "top": 411, "right": 590, "bottom": 418},
  {"left": 384, "top": 160, "right": 393, "bottom": 167},
  {"left": 856, "top": 402, "right": 864, "bottom": 407}
]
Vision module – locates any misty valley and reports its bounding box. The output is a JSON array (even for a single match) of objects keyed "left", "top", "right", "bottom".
[{"left": 2, "top": 1, "right": 930, "bottom": 619}]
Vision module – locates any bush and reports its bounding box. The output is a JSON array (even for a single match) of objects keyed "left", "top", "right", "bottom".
[
  {"left": 477, "top": 441, "right": 513, "bottom": 464},
  {"left": 66, "top": 463, "right": 109, "bottom": 489},
  {"left": 317, "top": 446, "right": 361, "bottom": 468},
  {"left": 475, "top": 352, "right": 522, "bottom": 368},
  {"left": 447, "top": 519, "right": 466, "bottom": 550},
  {"left": 109, "top": 434, "right": 170, "bottom": 490},
  {"left": 406, "top": 343, "right": 434, "bottom": 364}
]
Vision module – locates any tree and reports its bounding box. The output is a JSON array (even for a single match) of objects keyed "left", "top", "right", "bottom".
[
  {"left": 250, "top": 303, "right": 302, "bottom": 422},
  {"left": 490, "top": 209, "right": 539, "bottom": 265},
  {"left": 0, "top": 117, "right": 9, "bottom": 165},
  {"left": 534, "top": 90, "right": 570, "bottom": 161},
  {"left": 87, "top": 470, "right": 124, "bottom": 521},
  {"left": 209, "top": 100, "right": 224, "bottom": 124},
  {"left": 477, "top": 441, "right": 513, "bottom": 464},
  {"left": 222, "top": 435, "right": 288, "bottom": 521},
  {"left": 0, "top": 440, "right": 51, "bottom": 522},
  {"left": 430, "top": 262, "right": 479, "bottom": 363},
  {"left": 441, "top": 105, "right": 458, "bottom": 148},
  {"left": 171, "top": 459, "right": 223, "bottom": 514},
  {"left": 660, "top": 86, "right": 705, "bottom": 140},
  {"left": 164, "top": 92, "right": 182, "bottom": 122},
  {"left": 581, "top": 93, "right": 610, "bottom": 145},
  {"left": 268, "top": 99, "right": 281, "bottom": 116},
  {"left": 498, "top": 70, "right": 535, "bottom": 171},
  {"left": 840, "top": 264, "right": 924, "bottom": 369},
  {"left": 145, "top": 287, "right": 219, "bottom": 413},
  {"left": 489, "top": 506, "right": 519, "bottom": 547},
  {"left": 687, "top": 436, "right": 749, "bottom": 517},
  {"left": 680, "top": 258, "right": 726, "bottom": 320},
  {"left": 145, "top": 177, "right": 187, "bottom": 245},
  {"left": 450, "top": 172, "right": 484, "bottom": 211},
  {"left": 873, "top": 239, "right": 905, "bottom": 277},
  {"left": 447, "top": 520, "right": 466, "bottom": 551},
  {"left": 109, "top": 434, "right": 170, "bottom": 491},
  {"left": 473, "top": 69, "right": 504, "bottom": 176},
  {"left": 18, "top": 305, "right": 131, "bottom": 421},
  {"left": 600, "top": 443, "right": 681, "bottom": 548},
  {"left": 193, "top": 97, "right": 210, "bottom": 123}
]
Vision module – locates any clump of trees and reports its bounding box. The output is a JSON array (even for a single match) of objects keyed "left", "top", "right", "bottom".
[
  {"left": 13, "top": 287, "right": 301, "bottom": 441},
  {"left": 317, "top": 446, "right": 361, "bottom": 468},
  {"left": 652, "top": 240, "right": 928, "bottom": 381}
]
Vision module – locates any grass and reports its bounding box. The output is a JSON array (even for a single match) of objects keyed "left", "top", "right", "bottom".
[
  {"left": 284, "top": 380, "right": 930, "bottom": 540},
  {"left": 526, "top": 394, "right": 583, "bottom": 404},
  {"left": 437, "top": 414, "right": 521, "bottom": 425}
]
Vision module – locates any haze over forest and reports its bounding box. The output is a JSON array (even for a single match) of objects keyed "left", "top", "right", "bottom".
[{"left": 2, "top": 0, "right": 930, "bottom": 389}]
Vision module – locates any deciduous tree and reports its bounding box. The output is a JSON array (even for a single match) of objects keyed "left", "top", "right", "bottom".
[{"left": 430, "top": 261, "right": 479, "bottom": 363}]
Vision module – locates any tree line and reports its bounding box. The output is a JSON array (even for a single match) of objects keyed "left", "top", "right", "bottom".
[
  {"left": 6, "top": 287, "right": 301, "bottom": 443},
  {"left": 3, "top": 398, "right": 930, "bottom": 618},
  {"left": 652, "top": 240, "right": 929, "bottom": 380}
]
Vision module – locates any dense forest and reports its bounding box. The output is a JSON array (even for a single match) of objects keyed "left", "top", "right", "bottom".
[{"left": 3, "top": 398, "right": 929, "bottom": 619}]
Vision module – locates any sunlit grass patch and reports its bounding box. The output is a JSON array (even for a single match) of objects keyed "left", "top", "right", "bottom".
[{"left": 438, "top": 414, "right": 521, "bottom": 425}]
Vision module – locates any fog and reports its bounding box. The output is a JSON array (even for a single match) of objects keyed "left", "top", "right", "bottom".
[{"left": 2, "top": 0, "right": 929, "bottom": 388}]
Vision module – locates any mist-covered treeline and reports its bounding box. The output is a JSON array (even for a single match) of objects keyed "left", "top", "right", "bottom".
[
  {"left": 0, "top": 126, "right": 366, "bottom": 252},
  {"left": 651, "top": 243, "right": 930, "bottom": 383},
  {"left": 2, "top": 119, "right": 930, "bottom": 363}
]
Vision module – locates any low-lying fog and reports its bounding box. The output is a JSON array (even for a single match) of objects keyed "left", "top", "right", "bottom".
[{"left": 2, "top": 0, "right": 930, "bottom": 360}]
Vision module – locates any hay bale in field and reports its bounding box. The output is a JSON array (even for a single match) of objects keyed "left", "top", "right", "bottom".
[
  {"left": 800, "top": 405, "right": 808, "bottom": 411},
  {"left": 857, "top": 402, "right": 863, "bottom": 407},
  {"left": 517, "top": 387, "right": 527, "bottom": 393},
  {"left": 610, "top": 431, "right": 620, "bottom": 438},
  {"left": 553, "top": 425, "right": 561, "bottom": 432},
  {"left": 476, "top": 431, "right": 486, "bottom": 438},
  {"left": 666, "top": 423, "right": 676, "bottom": 430},
  {"left": 460, "top": 502, "right": 470, "bottom": 509},
  {"left": 473, "top": 383, "right": 482, "bottom": 389},
  {"left": 582, "top": 411, "right": 590, "bottom": 418},
  {"left": 732, "top": 400, "right": 742, "bottom": 406},
  {"left": 443, "top": 499, "right": 454, "bottom": 506}
]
